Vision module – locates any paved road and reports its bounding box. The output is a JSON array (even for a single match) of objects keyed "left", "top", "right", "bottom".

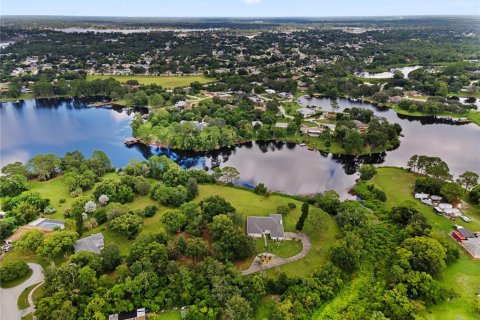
[
  {"left": 242, "top": 232, "right": 311, "bottom": 275},
  {"left": 0, "top": 263, "right": 44, "bottom": 320},
  {"left": 278, "top": 105, "right": 294, "bottom": 119}
]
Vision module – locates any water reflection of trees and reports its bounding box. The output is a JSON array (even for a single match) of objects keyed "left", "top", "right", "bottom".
[{"left": 332, "top": 152, "right": 386, "bottom": 175}]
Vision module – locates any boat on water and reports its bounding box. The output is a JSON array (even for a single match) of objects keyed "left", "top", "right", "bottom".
[
  {"left": 307, "top": 147, "right": 315, "bottom": 151},
  {"left": 299, "top": 143, "right": 306, "bottom": 146}
]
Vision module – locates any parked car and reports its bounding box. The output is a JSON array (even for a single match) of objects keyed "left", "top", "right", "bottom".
[{"left": 1, "top": 244, "right": 13, "bottom": 252}]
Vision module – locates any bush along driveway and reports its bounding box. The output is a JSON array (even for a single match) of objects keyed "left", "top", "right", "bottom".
[{"left": 242, "top": 232, "right": 311, "bottom": 275}]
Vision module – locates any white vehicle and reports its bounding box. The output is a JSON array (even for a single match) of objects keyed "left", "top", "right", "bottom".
[
  {"left": 1, "top": 244, "right": 13, "bottom": 252},
  {"left": 460, "top": 216, "right": 471, "bottom": 222}
]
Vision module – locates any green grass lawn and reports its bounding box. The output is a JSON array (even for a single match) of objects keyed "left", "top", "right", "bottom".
[
  {"left": 154, "top": 310, "right": 181, "bottom": 319},
  {"left": 32, "top": 282, "right": 44, "bottom": 304},
  {"left": 1, "top": 93, "right": 35, "bottom": 101},
  {"left": 5, "top": 177, "right": 337, "bottom": 279},
  {"left": 392, "top": 105, "right": 480, "bottom": 127},
  {"left": 254, "top": 296, "right": 277, "bottom": 320},
  {"left": 86, "top": 74, "right": 215, "bottom": 89},
  {"left": 254, "top": 237, "right": 303, "bottom": 258},
  {"left": 196, "top": 184, "right": 339, "bottom": 277},
  {"left": 21, "top": 313, "right": 33, "bottom": 320},
  {"left": 0, "top": 267, "right": 33, "bottom": 288},
  {"left": 372, "top": 167, "right": 480, "bottom": 320},
  {"left": 17, "top": 282, "right": 41, "bottom": 309}
]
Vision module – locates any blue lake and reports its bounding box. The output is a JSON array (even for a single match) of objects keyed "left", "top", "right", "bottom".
[{"left": 1, "top": 98, "right": 479, "bottom": 197}]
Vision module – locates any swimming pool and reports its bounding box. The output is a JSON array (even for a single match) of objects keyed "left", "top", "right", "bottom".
[{"left": 29, "top": 218, "right": 65, "bottom": 230}]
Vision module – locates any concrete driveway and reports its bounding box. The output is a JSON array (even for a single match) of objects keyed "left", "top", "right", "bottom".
[{"left": 0, "top": 263, "right": 44, "bottom": 320}]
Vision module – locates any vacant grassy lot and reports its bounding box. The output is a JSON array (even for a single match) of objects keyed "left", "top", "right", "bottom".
[
  {"left": 372, "top": 167, "right": 480, "bottom": 320},
  {"left": 86, "top": 74, "right": 215, "bottom": 88}
]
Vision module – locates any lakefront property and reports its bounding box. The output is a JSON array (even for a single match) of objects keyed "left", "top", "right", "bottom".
[{"left": 0, "top": 7, "right": 479, "bottom": 320}]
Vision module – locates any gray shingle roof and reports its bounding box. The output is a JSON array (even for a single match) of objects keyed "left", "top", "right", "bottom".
[
  {"left": 463, "top": 238, "right": 480, "bottom": 259},
  {"left": 74, "top": 233, "right": 104, "bottom": 254},
  {"left": 457, "top": 227, "right": 475, "bottom": 239},
  {"left": 247, "top": 214, "right": 285, "bottom": 238}
]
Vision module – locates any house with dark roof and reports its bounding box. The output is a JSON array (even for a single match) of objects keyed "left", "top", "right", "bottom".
[
  {"left": 452, "top": 226, "right": 480, "bottom": 259},
  {"left": 247, "top": 214, "right": 285, "bottom": 241},
  {"left": 109, "top": 308, "right": 146, "bottom": 320},
  {"left": 74, "top": 233, "right": 104, "bottom": 254}
]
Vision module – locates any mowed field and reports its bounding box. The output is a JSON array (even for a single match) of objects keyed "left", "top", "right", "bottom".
[
  {"left": 372, "top": 167, "right": 480, "bottom": 320},
  {"left": 86, "top": 74, "right": 215, "bottom": 88}
]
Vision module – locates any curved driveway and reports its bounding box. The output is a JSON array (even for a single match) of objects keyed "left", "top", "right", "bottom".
[
  {"left": 0, "top": 263, "right": 44, "bottom": 320},
  {"left": 242, "top": 232, "right": 311, "bottom": 275}
]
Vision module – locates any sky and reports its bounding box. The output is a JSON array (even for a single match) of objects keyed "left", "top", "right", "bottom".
[{"left": 1, "top": 0, "right": 479, "bottom": 17}]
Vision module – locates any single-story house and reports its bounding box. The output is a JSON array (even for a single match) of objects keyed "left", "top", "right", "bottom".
[
  {"left": 421, "top": 198, "right": 433, "bottom": 206},
  {"left": 255, "top": 105, "right": 267, "bottom": 112},
  {"left": 438, "top": 203, "right": 453, "bottom": 211},
  {"left": 452, "top": 226, "right": 480, "bottom": 259},
  {"left": 175, "top": 101, "right": 189, "bottom": 109},
  {"left": 74, "top": 233, "right": 105, "bottom": 254},
  {"left": 300, "top": 126, "right": 324, "bottom": 137},
  {"left": 275, "top": 122, "right": 289, "bottom": 129},
  {"left": 296, "top": 108, "right": 315, "bottom": 118},
  {"left": 389, "top": 96, "right": 402, "bottom": 104},
  {"left": 109, "top": 308, "right": 146, "bottom": 320},
  {"left": 352, "top": 120, "right": 369, "bottom": 132},
  {"left": 265, "top": 89, "right": 276, "bottom": 94},
  {"left": 247, "top": 214, "right": 285, "bottom": 241},
  {"left": 414, "top": 193, "right": 429, "bottom": 200}
]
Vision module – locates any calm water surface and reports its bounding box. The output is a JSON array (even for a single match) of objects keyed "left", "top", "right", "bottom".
[{"left": 1, "top": 98, "right": 479, "bottom": 197}]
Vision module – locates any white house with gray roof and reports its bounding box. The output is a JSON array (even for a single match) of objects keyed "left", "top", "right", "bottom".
[
  {"left": 74, "top": 233, "right": 104, "bottom": 254},
  {"left": 247, "top": 214, "right": 285, "bottom": 241}
]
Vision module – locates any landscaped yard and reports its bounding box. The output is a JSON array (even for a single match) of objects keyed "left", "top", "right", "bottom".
[
  {"left": 372, "top": 167, "right": 480, "bottom": 320},
  {"left": 196, "top": 184, "right": 339, "bottom": 277},
  {"left": 254, "top": 237, "right": 303, "bottom": 258},
  {"left": 17, "top": 282, "right": 40, "bottom": 309},
  {"left": 86, "top": 74, "right": 215, "bottom": 89},
  {"left": 6, "top": 178, "right": 338, "bottom": 279},
  {"left": 0, "top": 267, "right": 33, "bottom": 289}
]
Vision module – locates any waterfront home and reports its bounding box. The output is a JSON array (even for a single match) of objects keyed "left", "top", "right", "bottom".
[
  {"left": 247, "top": 214, "right": 285, "bottom": 241},
  {"left": 352, "top": 120, "right": 369, "bottom": 132},
  {"left": 296, "top": 108, "right": 315, "bottom": 118},
  {"left": 255, "top": 105, "right": 267, "bottom": 112},
  {"left": 389, "top": 96, "right": 402, "bottom": 104},
  {"left": 300, "top": 126, "right": 324, "bottom": 137}
]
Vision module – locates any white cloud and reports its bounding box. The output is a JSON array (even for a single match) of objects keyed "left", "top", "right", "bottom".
[{"left": 244, "top": 0, "right": 263, "bottom": 5}]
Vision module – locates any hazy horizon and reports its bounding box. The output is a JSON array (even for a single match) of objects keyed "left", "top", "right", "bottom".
[{"left": 2, "top": 0, "right": 479, "bottom": 18}]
